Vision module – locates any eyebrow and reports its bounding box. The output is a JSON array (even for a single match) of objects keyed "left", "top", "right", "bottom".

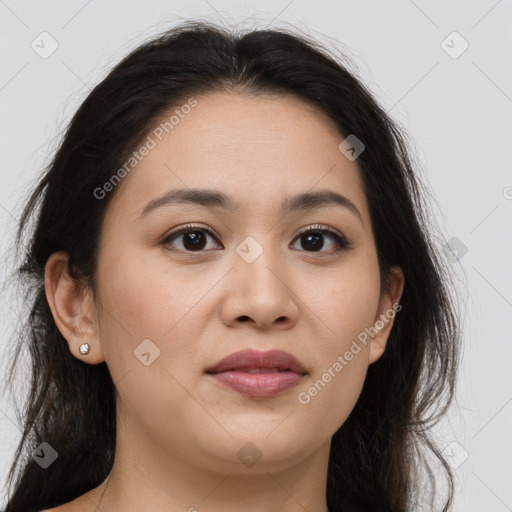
[{"left": 138, "top": 188, "right": 364, "bottom": 224}]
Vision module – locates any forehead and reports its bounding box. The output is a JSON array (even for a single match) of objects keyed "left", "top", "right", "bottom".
[{"left": 107, "top": 92, "right": 370, "bottom": 225}]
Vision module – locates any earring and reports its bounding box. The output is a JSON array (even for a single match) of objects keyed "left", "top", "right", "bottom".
[{"left": 79, "top": 343, "right": 90, "bottom": 355}]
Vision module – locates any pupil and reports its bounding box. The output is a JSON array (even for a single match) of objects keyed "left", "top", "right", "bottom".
[
  {"left": 184, "top": 231, "right": 206, "bottom": 251},
  {"left": 303, "top": 233, "right": 323, "bottom": 251}
]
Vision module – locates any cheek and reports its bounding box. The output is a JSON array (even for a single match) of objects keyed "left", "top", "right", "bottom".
[
  {"left": 297, "top": 355, "right": 368, "bottom": 441},
  {"left": 95, "top": 246, "right": 221, "bottom": 394},
  {"left": 98, "top": 247, "right": 200, "bottom": 339},
  {"left": 94, "top": 250, "right": 205, "bottom": 424},
  {"left": 292, "top": 263, "right": 379, "bottom": 430},
  {"left": 301, "top": 261, "right": 380, "bottom": 349}
]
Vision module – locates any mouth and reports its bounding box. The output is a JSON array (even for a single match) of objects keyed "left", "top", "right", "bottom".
[
  {"left": 205, "top": 349, "right": 308, "bottom": 398},
  {"left": 231, "top": 368, "right": 290, "bottom": 373}
]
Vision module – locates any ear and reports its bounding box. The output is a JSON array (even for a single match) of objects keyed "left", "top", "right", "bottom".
[
  {"left": 368, "top": 265, "right": 405, "bottom": 365},
  {"left": 44, "top": 250, "right": 105, "bottom": 364}
]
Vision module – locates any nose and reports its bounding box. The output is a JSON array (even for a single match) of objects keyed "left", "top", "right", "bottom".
[{"left": 219, "top": 242, "right": 300, "bottom": 331}]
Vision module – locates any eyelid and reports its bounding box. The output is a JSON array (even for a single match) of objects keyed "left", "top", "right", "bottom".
[
  {"left": 295, "top": 223, "right": 345, "bottom": 239},
  {"left": 165, "top": 223, "right": 345, "bottom": 239},
  {"left": 164, "top": 223, "right": 220, "bottom": 240}
]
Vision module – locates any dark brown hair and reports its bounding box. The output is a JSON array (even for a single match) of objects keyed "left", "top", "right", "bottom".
[{"left": 2, "top": 20, "right": 461, "bottom": 512}]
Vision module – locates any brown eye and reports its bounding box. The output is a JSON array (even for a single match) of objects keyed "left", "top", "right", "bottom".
[
  {"left": 162, "top": 224, "right": 222, "bottom": 252},
  {"left": 161, "top": 223, "right": 352, "bottom": 255},
  {"left": 291, "top": 225, "right": 352, "bottom": 254}
]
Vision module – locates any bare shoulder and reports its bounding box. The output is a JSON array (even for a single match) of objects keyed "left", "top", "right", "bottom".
[
  {"left": 42, "top": 503, "right": 79, "bottom": 512},
  {"left": 43, "top": 504, "right": 87, "bottom": 512},
  {"left": 42, "top": 495, "right": 97, "bottom": 512},
  {"left": 41, "top": 481, "right": 107, "bottom": 512}
]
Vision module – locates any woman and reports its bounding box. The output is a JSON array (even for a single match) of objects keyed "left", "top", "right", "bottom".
[{"left": 2, "top": 20, "right": 461, "bottom": 512}]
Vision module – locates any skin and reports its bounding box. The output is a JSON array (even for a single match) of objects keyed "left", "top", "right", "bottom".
[{"left": 44, "top": 92, "right": 404, "bottom": 512}]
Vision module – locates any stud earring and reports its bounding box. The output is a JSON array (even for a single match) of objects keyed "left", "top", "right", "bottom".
[{"left": 79, "top": 343, "right": 90, "bottom": 355}]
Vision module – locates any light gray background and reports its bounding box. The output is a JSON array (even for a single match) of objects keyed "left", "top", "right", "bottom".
[{"left": 1, "top": 1, "right": 511, "bottom": 510}]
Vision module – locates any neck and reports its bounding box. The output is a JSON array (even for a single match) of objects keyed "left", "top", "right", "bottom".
[{"left": 84, "top": 410, "right": 331, "bottom": 512}]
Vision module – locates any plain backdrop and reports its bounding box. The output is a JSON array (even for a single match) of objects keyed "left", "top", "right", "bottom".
[{"left": 1, "top": 1, "right": 511, "bottom": 510}]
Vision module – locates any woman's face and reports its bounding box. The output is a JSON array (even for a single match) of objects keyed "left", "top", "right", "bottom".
[{"left": 56, "top": 92, "right": 404, "bottom": 475}]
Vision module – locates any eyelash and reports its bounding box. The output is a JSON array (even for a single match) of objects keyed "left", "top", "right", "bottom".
[{"left": 161, "top": 223, "right": 353, "bottom": 255}]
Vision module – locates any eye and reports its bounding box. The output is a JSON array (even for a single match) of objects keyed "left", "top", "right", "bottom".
[
  {"left": 161, "top": 223, "right": 353, "bottom": 254},
  {"left": 290, "top": 224, "right": 352, "bottom": 254},
  {"left": 161, "top": 224, "right": 222, "bottom": 252}
]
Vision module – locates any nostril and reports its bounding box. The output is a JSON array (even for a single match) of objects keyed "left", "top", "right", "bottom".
[{"left": 238, "top": 316, "right": 250, "bottom": 322}]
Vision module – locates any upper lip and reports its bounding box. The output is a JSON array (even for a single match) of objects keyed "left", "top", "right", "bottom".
[{"left": 205, "top": 349, "right": 307, "bottom": 375}]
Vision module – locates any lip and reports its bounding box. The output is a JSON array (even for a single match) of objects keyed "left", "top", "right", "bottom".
[{"left": 205, "top": 349, "right": 307, "bottom": 398}]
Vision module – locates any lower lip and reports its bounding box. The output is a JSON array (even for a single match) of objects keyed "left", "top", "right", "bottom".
[{"left": 208, "top": 370, "right": 305, "bottom": 398}]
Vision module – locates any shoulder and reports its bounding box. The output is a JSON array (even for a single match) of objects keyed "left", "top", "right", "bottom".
[
  {"left": 42, "top": 504, "right": 84, "bottom": 512},
  {"left": 42, "top": 505, "right": 79, "bottom": 512},
  {"left": 40, "top": 481, "right": 106, "bottom": 511},
  {"left": 41, "top": 499, "right": 88, "bottom": 512}
]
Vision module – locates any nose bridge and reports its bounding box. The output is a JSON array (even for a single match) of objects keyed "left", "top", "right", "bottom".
[
  {"left": 220, "top": 232, "right": 298, "bottom": 329},
  {"left": 234, "top": 233, "right": 285, "bottom": 290}
]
